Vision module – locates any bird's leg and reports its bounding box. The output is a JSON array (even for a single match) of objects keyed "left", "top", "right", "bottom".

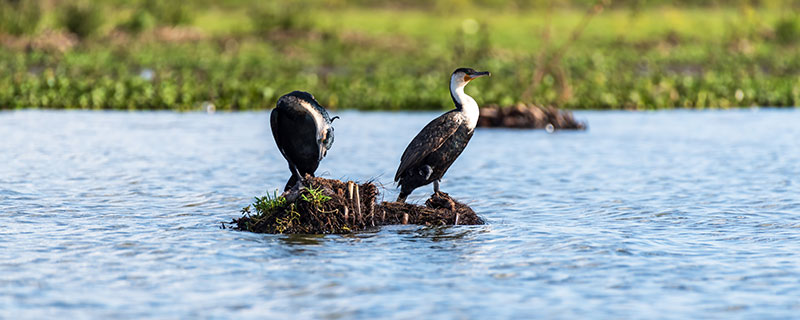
[
  {"left": 433, "top": 180, "right": 440, "bottom": 194},
  {"left": 283, "top": 179, "right": 305, "bottom": 203},
  {"left": 289, "top": 163, "right": 306, "bottom": 188},
  {"left": 280, "top": 164, "right": 307, "bottom": 202}
]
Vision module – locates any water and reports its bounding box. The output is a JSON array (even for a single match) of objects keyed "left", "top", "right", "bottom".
[{"left": 1, "top": 109, "right": 799, "bottom": 319}]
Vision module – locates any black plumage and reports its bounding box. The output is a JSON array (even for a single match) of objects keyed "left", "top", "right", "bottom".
[
  {"left": 270, "top": 91, "right": 337, "bottom": 191},
  {"left": 394, "top": 111, "right": 474, "bottom": 202},
  {"left": 394, "top": 68, "right": 490, "bottom": 202}
]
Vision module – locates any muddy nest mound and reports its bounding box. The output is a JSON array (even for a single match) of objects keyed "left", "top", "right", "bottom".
[
  {"left": 478, "top": 104, "right": 586, "bottom": 130},
  {"left": 231, "top": 176, "right": 483, "bottom": 234},
  {"left": 233, "top": 176, "right": 379, "bottom": 234},
  {"left": 379, "top": 192, "right": 482, "bottom": 226}
]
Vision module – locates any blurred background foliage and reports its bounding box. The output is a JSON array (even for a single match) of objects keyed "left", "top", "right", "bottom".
[{"left": 0, "top": 0, "right": 799, "bottom": 110}]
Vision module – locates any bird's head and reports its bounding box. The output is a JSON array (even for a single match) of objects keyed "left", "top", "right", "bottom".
[{"left": 450, "top": 68, "right": 491, "bottom": 89}]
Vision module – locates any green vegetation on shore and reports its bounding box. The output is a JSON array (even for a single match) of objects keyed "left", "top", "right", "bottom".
[{"left": 1, "top": 0, "right": 799, "bottom": 110}]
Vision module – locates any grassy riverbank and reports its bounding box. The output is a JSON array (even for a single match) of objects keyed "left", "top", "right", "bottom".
[{"left": 1, "top": 1, "right": 799, "bottom": 110}]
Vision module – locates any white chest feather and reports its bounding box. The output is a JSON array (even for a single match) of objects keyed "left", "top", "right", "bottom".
[{"left": 451, "top": 83, "right": 480, "bottom": 129}]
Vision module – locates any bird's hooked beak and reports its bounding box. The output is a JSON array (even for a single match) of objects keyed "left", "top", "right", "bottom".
[
  {"left": 330, "top": 116, "right": 340, "bottom": 123},
  {"left": 466, "top": 71, "right": 491, "bottom": 81}
]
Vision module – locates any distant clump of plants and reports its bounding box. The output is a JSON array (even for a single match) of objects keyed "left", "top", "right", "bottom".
[
  {"left": 120, "top": 0, "right": 193, "bottom": 34},
  {"left": 142, "top": 0, "right": 194, "bottom": 26},
  {"left": 0, "top": 0, "right": 42, "bottom": 36},
  {"left": 60, "top": 1, "right": 104, "bottom": 39},
  {"left": 774, "top": 15, "right": 800, "bottom": 45},
  {"left": 250, "top": 1, "right": 312, "bottom": 34}
]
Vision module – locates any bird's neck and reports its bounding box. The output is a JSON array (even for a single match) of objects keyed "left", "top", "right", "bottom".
[{"left": 450, "top": 82, "right": 479, "bottom": 129}]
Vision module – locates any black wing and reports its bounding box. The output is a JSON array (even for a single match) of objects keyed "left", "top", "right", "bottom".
[
  {"left": 394, "top": 111, "right": 462, "bottom": 182},
  {"left": 270, "top": 98, "right": 322, "bottom": 172},
  {"left": 277, "top": 91, "right": 335, "bottom": 162},
  {"left": 270, "top": 108, "right": 283, "bottom": 155}
]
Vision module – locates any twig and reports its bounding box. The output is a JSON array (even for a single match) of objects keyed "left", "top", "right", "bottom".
[
  {"left": 347, "top": 181, "right": 354, "bottom": 224},
  {"left": 370, "top": 202, "right": 375, "bottom": 227},
  {"left": 347, "top": 181, "right": 354, "bottom": 199},
  {"left": 354, "top": 184, "right": 362, "bottom": 221}
]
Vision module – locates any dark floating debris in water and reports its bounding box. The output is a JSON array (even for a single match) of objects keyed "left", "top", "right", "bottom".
[
  {"left": 231, "top": 176, "right": 483, "bottom": 234},
  {"left": 477, "top": 104, "right": 587, "bottom": 130}
]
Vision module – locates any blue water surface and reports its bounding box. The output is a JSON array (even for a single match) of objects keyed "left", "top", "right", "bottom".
[{"left": 1, "top": 109, "right": 799, "bottom": 319}]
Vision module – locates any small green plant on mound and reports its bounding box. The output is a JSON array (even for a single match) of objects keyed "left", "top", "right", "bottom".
[
  {"left": 239, "top": 190, "right": 286, "bottom": 231},
  {"left": 300, "top": 187, "right": 331, "bottom": 206},
  {"left": 252, "top": 190, "right": 287, "bottom": 215},
  {"left": 273, "top": 205, "right": 300, "bottom": 234},
  {"left": 237, "top": 186, "right": 336, "bottom": 234},
  {"left": 239, "top": 190, "right": 291, "bottom": 233}
]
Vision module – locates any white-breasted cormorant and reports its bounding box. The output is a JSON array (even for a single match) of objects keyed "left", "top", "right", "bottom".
[
  {"left": 271, "top": 91, "right": 338, "bottom": 191},
  {"left": 394, "top": 68, "right": 490, "bottom": 202}
]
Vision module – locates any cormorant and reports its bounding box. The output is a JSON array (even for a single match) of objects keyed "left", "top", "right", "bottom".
[
  {"left": 271, "top": 91, "right": 338, "bottom": 191},
  {"left": 394, "top": 68, "right": 490, "bottom": 202}
]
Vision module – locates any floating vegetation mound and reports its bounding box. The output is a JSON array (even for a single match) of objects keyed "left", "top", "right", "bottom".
[
  {"left": 234, "top": 176, "right": 379, "bottom": 234},
  {"left": 379, "top": 192, "right": 482, "bottom": 226},
  {"left": 232, "top": 176, "right": 483, "bottom": 234},
  {"left": 477, "top": 104, "right": 586, "bottom": 130}
]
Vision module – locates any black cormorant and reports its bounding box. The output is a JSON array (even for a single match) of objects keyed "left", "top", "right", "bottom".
[
  {"left": 394, "top": 68, "right": 490, "bottom": 202},
  {"left": 271, "top": 91, "right": 338, "bottom": 191}
]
